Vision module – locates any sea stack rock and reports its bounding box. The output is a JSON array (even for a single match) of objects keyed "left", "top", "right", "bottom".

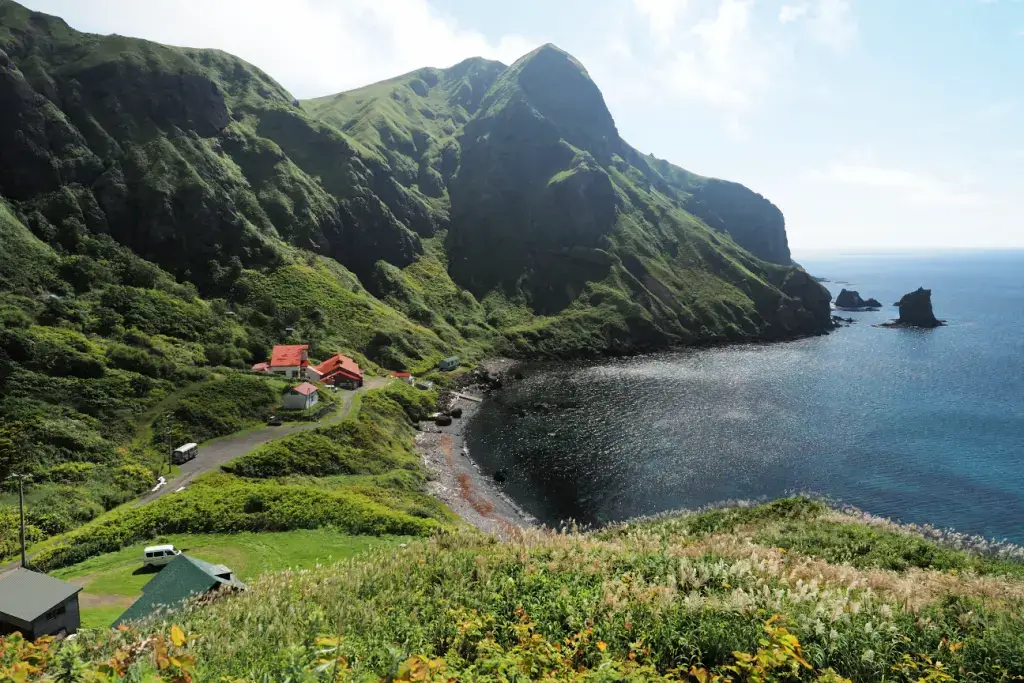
[
  {"left": 835, "top": 289, "right": 882, "bottom": 310},
  {"left": 884, "top": 288, "right": 945, "bottom": 328}
]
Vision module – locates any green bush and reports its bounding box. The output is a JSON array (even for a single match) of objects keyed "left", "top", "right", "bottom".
[
  {"left": 31, "top": 475, "right": 443, "bottom": 571},
  {"left": 379, "top": 380, "right": 437, "bottom": 422},
  {"left": 158, "top": 375, "right": 280, "bottom": 445},
  {"left": 223, "top": 390, "right": 420, "bottom": 479}
]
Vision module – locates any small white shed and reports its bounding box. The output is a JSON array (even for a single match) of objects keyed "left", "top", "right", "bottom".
[{"left": 282, "top": 382, "right": 319, "bottom": 411}]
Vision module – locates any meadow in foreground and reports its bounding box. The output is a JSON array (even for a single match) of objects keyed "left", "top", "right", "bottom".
[{"left": 5, "top": 498, "right": 1024, "bottom": 681}]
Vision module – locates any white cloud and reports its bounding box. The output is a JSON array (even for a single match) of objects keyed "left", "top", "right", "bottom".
[
  {"left": 806, "top": 163, "right": 986, "bottom": 208},
  {"left": 632, "top": 0, "right": 688, "bottom": 48},
  {"left": 630, "top": 0, "right": 777, "bottom": 115},
  {"left": 20, "top": 0, "right": 538, "bottom": 98},
  {"left": 779, "top": 3, "right": 810, "bottom": 23},
  {"left": 777, "top": 0, "right": 857, "bottom": 51},
  {"left": 808, "top": 0, "right": 858, "bottom": 51}
]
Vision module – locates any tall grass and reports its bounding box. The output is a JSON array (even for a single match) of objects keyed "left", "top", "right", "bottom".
[{"left": 21, "top": 498, "right": 1020, "bottom": 681}]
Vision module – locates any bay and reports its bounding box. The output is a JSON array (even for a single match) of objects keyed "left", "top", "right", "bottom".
[{"left": 465, "top": 251, "right": 1024, "bottom": 542}]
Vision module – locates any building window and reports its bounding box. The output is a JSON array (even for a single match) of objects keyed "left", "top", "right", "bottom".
[{"left": 43, "top": 603, "right": 66, "bottom": 620}]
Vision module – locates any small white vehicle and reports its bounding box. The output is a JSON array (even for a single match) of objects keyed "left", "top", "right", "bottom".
[
  {"left": 172, "top": 443, "right": 198, "bottom": 465},
  {"left": 143, "top": 544, "right": 181, "bottom": 568}
]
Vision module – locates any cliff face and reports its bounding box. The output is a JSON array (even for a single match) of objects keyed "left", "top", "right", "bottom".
[{"left": 0, "top": 2, "right": 831, "bottom": 359}]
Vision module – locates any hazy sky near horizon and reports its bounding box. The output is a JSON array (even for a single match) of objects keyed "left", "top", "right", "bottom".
[{"left": 19, "top": 0, "right": 1024, "bottom": 251}]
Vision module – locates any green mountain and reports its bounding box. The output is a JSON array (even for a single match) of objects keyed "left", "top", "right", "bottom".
[
  {"left": 0, "top": 1, "right": 831, "bottom": 537},
  {"left": 306, "top": 45, "right": 829, "bottom": 353}
]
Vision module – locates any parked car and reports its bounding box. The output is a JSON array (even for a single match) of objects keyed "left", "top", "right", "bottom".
[
  {"left": 268, "top": 415, "right": 283, "bottom": 426},
  {"left": 143, "top": 544, "right": 181, "bottom": 568}
]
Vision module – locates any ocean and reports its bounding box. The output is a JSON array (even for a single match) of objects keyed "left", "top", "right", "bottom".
[{"left": 465, "top": 251, "right": 1024, "bottom": 542}]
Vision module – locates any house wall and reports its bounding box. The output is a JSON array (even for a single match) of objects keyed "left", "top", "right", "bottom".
[
  {"left": 0, "top": 611, "right": 32, "bottom": 637},
  {"left": 270, "top": 365, "right": 302, "bottom": 379},
  {"left": 24, "top": 596, "right": 80, "bottom": 638},
  {"left": 282, "top": 391, "right": 317, "bottom": 410}
]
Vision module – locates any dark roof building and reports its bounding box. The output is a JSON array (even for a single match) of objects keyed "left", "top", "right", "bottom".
[
  {"left": 0, "top": 569, "right": 83, "bottom": 638},
  {"left": 112, "top": 555, "right": 246, "bottom": 628}
]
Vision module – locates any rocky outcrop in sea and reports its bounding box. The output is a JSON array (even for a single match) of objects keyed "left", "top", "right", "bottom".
[
  {"left": 878, "top": 288, "right": 946, "bottom": 328},
  {"left": 835, "top": 289, "right": 882, "bottom": 310}
]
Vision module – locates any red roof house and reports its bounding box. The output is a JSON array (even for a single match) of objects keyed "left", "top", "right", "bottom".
[
  {"left": 251, "top": 362, "right": 270, "bottom": 372},
  {"left": 270, "top": 345, "right": 309, "bottom": 369},
  {"left": 308, "top": 354, "right": 363, "bottom": 388}
]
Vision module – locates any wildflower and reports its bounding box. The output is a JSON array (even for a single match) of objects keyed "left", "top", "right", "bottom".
[{"left": 861, "top": 649, "right": 875, "bottom": 663}]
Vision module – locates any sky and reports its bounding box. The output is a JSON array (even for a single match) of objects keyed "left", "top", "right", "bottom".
[{"left": 17, "top": 0, "right": 1024, "bottom": 252}]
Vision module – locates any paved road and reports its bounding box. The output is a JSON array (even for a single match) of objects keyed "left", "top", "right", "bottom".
[
  {"left": 138, "top": 377, "right": 389, "bottom": 505},
  {"left": 0, "top": 378, "right": 389, "bottom": 576}
]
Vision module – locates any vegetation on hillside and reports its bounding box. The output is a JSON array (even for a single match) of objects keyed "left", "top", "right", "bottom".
[
  {"left": 6, "top": 498, "right": 1024, "bottom": 680},
  {"left": 28, "top": 385, "right": 452, "bottom": 571},
  {"left": 0, "top": 0, "right": 840, "bottom": 540}
]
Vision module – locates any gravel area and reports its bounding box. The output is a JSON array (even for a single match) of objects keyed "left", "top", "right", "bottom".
[{"left": 417, "top": 392, "right": 535, "bottom": 539}]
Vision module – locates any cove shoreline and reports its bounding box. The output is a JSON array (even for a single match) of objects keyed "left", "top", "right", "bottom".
[{"left": 416, "top": 361, "right": 536, "bottom": 538}]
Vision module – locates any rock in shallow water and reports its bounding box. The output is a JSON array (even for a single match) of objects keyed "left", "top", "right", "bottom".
[
  {"left": 879, "top": 287, "right": 946, "bottom": 328},
  {"left": 835, "top": 288, "right": 882, "bottom": 310}
]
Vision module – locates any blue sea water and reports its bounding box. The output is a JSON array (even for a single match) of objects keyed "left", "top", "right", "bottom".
[{"left": 466, "top": 251, "right": 1024, "bottom": 542}]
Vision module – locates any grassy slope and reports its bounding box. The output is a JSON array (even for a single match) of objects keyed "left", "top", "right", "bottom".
[
  {"left": 306, "top": 46, "right": 830, "bottom": 357},
  {"left": 52, "top": 531, "right": 408, "bottom": 629},
  {"left": 26, "top": 383, "right": 452, "bottom": 572},
  {"left": 18, "top": 498, "right": 1021, "bottom": 681}
]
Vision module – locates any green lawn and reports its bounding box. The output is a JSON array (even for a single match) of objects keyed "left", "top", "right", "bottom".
[{"left": 52, "top": 530, "right": 409, "bottom": 629}]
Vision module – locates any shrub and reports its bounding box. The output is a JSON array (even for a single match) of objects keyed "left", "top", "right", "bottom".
[
  {"left": 159, "top": 374, "right": 280, "bottom": 445},
  {"left": 224, "top": 390, "right": 419, "bottom": 479},
  {"left": 31, "top": 476, "right": 443, "bottom": 571}
]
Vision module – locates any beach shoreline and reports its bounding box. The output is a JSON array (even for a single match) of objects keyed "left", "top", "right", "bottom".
[{"left": 416, "top": 372, "right": 535, "bottom": 538}]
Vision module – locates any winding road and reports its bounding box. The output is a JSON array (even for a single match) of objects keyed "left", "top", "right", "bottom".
[
  {"left": 0, "top": 378, "right": 389, "bottom": 576},
  {"left": 138, "top": 377, "right": 389, "bottom": 505}
]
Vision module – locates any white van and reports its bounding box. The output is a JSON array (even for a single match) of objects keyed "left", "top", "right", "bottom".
[{"left": 143, "top": 544, "right": 181, "bottom": 568}]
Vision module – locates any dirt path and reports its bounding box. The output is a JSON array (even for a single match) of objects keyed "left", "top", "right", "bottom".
[
  {"left": 417, "top": 396, "right": 534, "bottom": 539},
  {"left": 137, "top": 377, "right": 389, "bottom": 505}
]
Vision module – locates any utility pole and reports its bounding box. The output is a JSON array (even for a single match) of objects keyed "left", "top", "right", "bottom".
[
  {"left": 7, "top": 474, "right": 30, "bottom": 568},
  {"left": 165, "top": 413, "right": 173, "bottom": 475}
]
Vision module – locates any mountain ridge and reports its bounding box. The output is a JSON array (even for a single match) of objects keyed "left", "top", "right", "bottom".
[{"left": 0, "top": 0, "right": 833, "bottom": 524}]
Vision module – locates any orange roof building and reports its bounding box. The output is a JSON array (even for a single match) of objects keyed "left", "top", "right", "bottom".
[
  {"left": 270, "top": 344, "right": 309, "bottom": 368},
  {"left": 256, "top": 344, "right": 309, "bottom": 379},
  {"left": 308, "top": 354, "right": 363, "bottom": 387},
  {"left": 291, "top": 382, "right": 318, "bottom": 396},
  {"left": 282, "top": 382, "right": 319, "bottom": 411}
]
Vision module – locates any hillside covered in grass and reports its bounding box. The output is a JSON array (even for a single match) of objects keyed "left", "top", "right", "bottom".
[
  {"left": 10, "top": 498, "right": 1024, "bottom": 681},
  {"left": 0, "top": 0, "right": 833, "bottom": 556}
]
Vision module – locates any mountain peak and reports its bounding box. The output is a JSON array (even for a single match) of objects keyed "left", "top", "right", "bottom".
[{"left": 482, "top": 43, "right": 619, "bottom": 158}]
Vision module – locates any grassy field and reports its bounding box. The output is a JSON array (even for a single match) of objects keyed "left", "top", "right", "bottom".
[
  {"left": 11, "top": 498, "right": 1018, "bottom": 681},
  {"left": 51, "top": 530, "right": 409, "bottom": 629}
]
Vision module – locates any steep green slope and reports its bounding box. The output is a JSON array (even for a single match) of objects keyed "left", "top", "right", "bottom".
[
  {"left": 309, "top": 44, "right": 829, "bottom": 354},
  {"left": 0, "top": 2, "right": 833, "bottom": 545}
]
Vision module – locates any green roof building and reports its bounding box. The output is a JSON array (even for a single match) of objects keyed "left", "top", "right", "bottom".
[
  {"left": 112, "top": 554, "right": 246, "bottom": 628},
  {"left": 0, "top": 568, "right": 83, "bottom": 638}
]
